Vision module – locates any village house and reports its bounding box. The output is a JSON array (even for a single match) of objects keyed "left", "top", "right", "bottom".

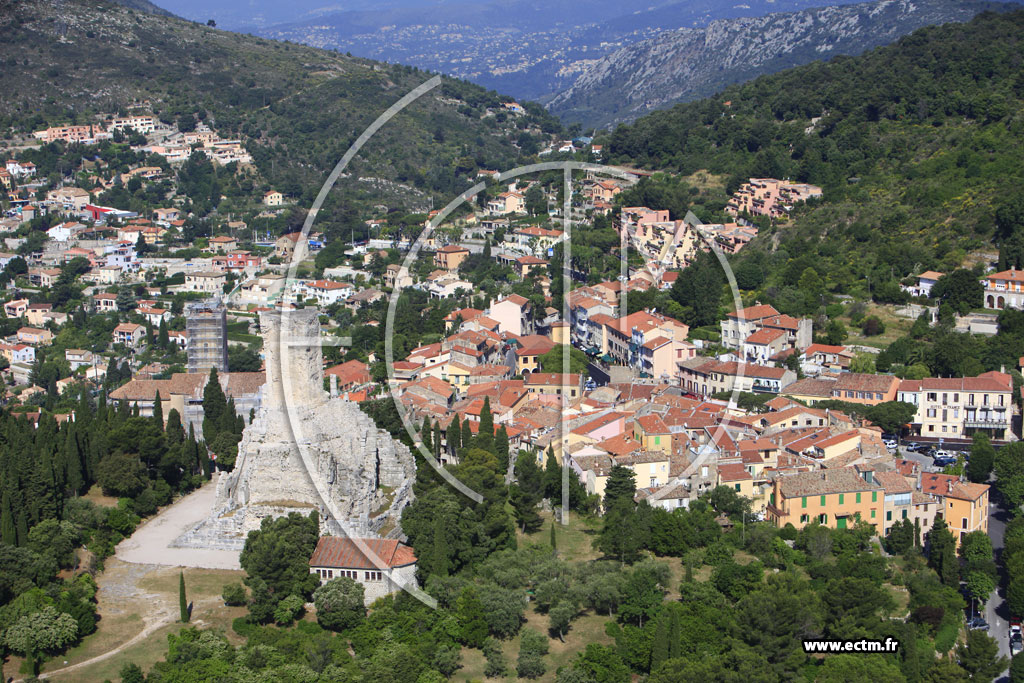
[
  {"left": 767, "top": 465, "right": 882, "bottom": 530},
  {"left": 726, "top": 178, "right": 822, "bottom": 219},
  {"left": 112, "top": 322, "right": 146, "bottom": 348},
  {"left": 902, "top": 271, "right": 945, "bottom": 298},
  {"left": 263, "top": 190, "right": 284, "bottom": 206},
  {"left": 24, "top": 303, "right": 53, "bottom": 327},
  {"left": 920, "top": 473, "right": 990, "bottom": 547},
  {"left": 308, "top": 537, "right": 418, "bottom": 605},
  {"left": 185, "top": 271, "right": 227, "bottom": 293},
  {"left": 897, "top": 371, "right": 1013, "bottom": 440},
  {"left": 208, "top": 235, "right": 238, "bottom": 253},
  {"left": 678, "top": 358, "right": 797, "bottom": 396},
  {"left": 720, "top": 304, "right": 813, "bottom": 352},
  {"left": 17, "top": 327, "right": 54, "bottom": 345},
  {"left": 3, "top": 299, "right": 29, "bottom": 318},
  {"left": 490, "top": 294, "right": 534, "bottom": 337},
  {"left": 434, "top": 245, "right": 471, "bottom": 272},
  {"left": 93, "top": 292, "right": 119, "bottom": 313},
  {"left": 982, "top": 267, "right": 1024, "bottom": 310},
  {"left": 0, "top": 343, "right": 35, "bottom": 365},
  {"left": 275, "top": 232, "right": 303, "bottom": 260},
  {"left": 487, "top": 189, "right": 526, "bottom": 216}
]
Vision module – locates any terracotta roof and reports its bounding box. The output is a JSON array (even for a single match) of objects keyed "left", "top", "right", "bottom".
[
  {"left": 777, "top": 467, "right": 881, "bottom": 498},
  {"left": 636, "top": 414, "right": 670, "bottom": 434},
  {"left": 744, "top": 327, "right": 787, "bottom": 345},
  {"left": 874, "top": 470, "right": 913, "bottom": 494},
  {"left": 783, "top": 378, "right": 836, "bottom": 397},
  {"left": 308, "top": 536, "right": 416, "bottom": 569},
  {"left": 728, "top": 304, "right": 780, "bottom": 320},
  {"left": 833, "top": 373, "right": 898, "bottom": 393},
  {"left": 718, "top": 463, "right": 752, "bottom": 482}
]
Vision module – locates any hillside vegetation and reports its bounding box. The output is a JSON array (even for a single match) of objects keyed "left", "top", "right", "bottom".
[
  {"left": 0, "top": 0, "right": 561, "bottom": 233},
  {"left": 605, "top": 10, "right": 1024, "bottom": 301}
]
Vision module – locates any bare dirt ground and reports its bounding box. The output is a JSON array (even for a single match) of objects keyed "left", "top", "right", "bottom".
[{"left": 116, "top": 479, "right": 241, "bottom": 570}]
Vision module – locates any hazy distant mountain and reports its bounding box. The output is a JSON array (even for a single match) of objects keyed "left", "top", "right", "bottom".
[
  {"left": 253, "top": 0, "right": 870, "bottom": 100},
  {"left": 109, "top": 0, "right": 175, "bottom": 16},
  {"left": 547, "top": 0, "right": 1023, "bottom": 128}
]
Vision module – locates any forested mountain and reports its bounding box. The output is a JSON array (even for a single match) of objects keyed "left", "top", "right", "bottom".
[
  {"left": 604, "top": 9, "right": 1024, "bottom": 314},
  {"left": 0, "top": 0, "right": 561, "bottom": 235},
  {"left": 548, "top": 0, "right": 1022, "bottom": 128}
]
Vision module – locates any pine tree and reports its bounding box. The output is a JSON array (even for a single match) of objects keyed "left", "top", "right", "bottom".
[
  {"left": 179, "top": 572, "right": 189, "bottom": 622},
  {"left": 152, "top": 390, "right": 164, "bottom": 429}
]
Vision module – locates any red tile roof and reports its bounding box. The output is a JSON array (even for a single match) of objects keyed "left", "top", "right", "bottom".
[{"left": 308, "top": 537, "right": 417, "bottom": 569}]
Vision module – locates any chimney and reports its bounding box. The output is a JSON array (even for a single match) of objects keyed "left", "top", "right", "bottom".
[
  {"left": 330, "top": 374, "right": 338, "bottom": 399},
  {"left": 947, "top": 481, "right": 953, "bottom": 494}
]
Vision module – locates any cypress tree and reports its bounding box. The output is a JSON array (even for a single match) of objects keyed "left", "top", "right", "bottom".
[
  {"left": 152, "top": 390, "right": 164, "bottom": 428},
  {"left": 433, "top": 422, "right": 443, "bottom": 458},
  {"left": 15, "top": 509, "right": 28, "bottom": 546},
  {"left": 650, "top": 612, "right": 670, "bottom": 671},
  {"left": 1, "top": 491, "right": 16, "bottom": 545},
  {"left": 64, "top": 431, "right": 84, "bottom": 495},
  {"left": 461, "top": 418, "right": 473, "bottom": 452},
  {"left": 158, "top": 318, "right": 169, "bottom": 349},
  {"left": 495, "top": 426, "right": 510, "bottom": 473},
  {"left": 543, "top": 446, "right": 561, "bottom": 500},
  {"left": 165, "top": 409, "right": 184, "bottom": 447},
  {"left": 432, "top": 514, "right": 449, "bottom": 577},
  {"left": 179, "top": 571, "right": 189, "bottom": 622},
  {"left": 477, "top": 397, "right": 493, "bottom": 453},
  {"left": 421, "top": 418, "right": 433, "bottom": 456},
  {"left": 550, "top": 520, "right": 557, "bottom": 552},
  {"left": 446, "top": 419, "right": 460, "bottom": 456}
]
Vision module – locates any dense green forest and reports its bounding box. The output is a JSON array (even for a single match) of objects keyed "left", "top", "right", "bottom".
[{"left": 604, "top": 10, "right": 1024, "bottom": 303}]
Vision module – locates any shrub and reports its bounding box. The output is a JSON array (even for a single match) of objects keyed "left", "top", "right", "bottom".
[{"left": 222, "top": 582, "right": 247, "bottom": 606}]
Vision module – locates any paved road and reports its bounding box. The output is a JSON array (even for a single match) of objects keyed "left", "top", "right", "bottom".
[{"left": 985, "top": 484, "right": 1012, "bottom": 680}]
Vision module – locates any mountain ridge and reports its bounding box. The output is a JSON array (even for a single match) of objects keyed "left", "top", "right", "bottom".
[{"left": 548, "top": 0, "right": 1022, "bottom": 129}]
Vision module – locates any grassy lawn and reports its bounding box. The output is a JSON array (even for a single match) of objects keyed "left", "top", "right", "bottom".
[
  {"left": 840, "top": 303, "right": 913, "bottom": 349},
  {"left": 517, "top": 511, "right": 602, "bottom": 563},
  {"left": 82, "top": 483, "right": 119, "bottom": 508},
  {"left": 38, "top": 563, "right": 247, "bottom": 680}
]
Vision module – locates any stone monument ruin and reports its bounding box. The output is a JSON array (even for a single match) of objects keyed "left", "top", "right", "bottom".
[{"left": 174, "top": 308, "right": 416, "bottom": 551}]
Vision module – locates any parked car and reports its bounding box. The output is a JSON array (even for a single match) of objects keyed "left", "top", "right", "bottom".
[
  {"left": 933, "top": 449, "right": 953, "bottom": 458},
  {"left": 1011, "top": 632, "right": 1023, "bottom": 657},
  {"left": 967, "top": 617, "right": 989, "bottom": 631},
  {"left": 933, "top": 456, "right": 957, "bottom": 468}
]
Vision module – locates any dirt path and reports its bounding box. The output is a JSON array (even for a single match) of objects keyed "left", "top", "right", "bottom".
[{"left": 12, "top": 483, "right": 245, "bottom": 681}]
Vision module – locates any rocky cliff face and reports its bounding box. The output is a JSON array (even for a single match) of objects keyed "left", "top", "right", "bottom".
[{"left": 547, "top": 0, "right": 1018, "bottom": 128}]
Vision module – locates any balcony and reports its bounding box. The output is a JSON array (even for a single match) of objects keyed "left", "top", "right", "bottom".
[{"left": 963, "top": 418, "right": 1008, "bottom": 429}]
